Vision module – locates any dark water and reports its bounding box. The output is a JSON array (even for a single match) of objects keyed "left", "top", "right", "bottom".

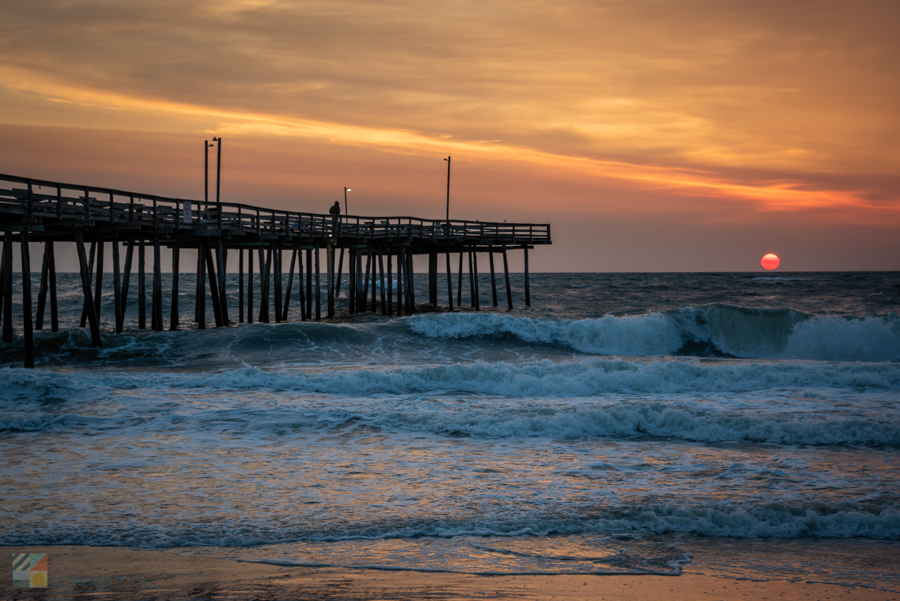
[{"left": 2, "top": 272, "right": 899, "bottom": 588}]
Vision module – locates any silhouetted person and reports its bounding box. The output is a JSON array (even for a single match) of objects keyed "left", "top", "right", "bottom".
[{"left": 329, "top": 201, "right": 341, "bottom": 235}]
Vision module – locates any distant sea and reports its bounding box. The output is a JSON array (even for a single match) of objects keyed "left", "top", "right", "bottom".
[{"left": 2, "top": 271, "right": 899, "bottom": 590}]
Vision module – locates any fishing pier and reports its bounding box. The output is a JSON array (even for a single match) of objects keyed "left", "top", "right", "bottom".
[{"left": 0, "top": 172, "right": 551, "bottom": 367}]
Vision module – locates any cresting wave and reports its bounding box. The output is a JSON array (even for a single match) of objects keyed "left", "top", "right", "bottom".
[
  {"left": 407, "top": 305, "right": 900, "bottom": 361},
  {"left": 5, "top": 356, "right": 900, "bottom": 397},
  {"left": 4, "top": 503, "right": 899, "bottom": 547},
  {"left": 4, "top": 362, "right": 900, "bottom": 445}
]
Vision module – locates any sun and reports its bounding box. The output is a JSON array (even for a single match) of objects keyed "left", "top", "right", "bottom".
[{"left": 760, "top": 253, "right": 780, "bottom": 270}]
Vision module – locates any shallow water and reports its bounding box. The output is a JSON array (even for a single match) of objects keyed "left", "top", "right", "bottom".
[{"left": 2, "top": 271, "right": 899, "bottom": 588}]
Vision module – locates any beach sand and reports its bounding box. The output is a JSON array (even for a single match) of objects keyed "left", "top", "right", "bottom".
[{"left": 3, "top": 546, "right": 897, "bottom": 600}]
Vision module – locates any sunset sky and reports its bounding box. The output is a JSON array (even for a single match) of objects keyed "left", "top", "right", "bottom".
[{"left": 1, "top": 0, "right": 898, "bottom": 271}]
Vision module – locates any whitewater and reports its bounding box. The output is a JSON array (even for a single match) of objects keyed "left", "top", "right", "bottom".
[{"left": 1, "top": 271, "right": 899, "bottom": 587}]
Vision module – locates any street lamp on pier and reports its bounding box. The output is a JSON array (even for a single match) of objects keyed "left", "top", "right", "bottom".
[
  {"left": 444, "top": 156, "right": 451, "bottom": 222},
  {"left": 212, "top": 137, "right": 222, "bottom": 203},
  {"left": 204, "top": 140, "right": 214, "bottom": 202}
]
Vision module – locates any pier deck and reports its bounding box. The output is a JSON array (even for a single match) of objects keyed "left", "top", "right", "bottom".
[{"left": 0, "top": 172, "right": 551, "bottom": 367}]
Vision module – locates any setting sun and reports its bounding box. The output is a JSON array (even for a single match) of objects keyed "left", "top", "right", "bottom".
[{"left": 761, "top": 253, "right": 781, "bottom": 270}]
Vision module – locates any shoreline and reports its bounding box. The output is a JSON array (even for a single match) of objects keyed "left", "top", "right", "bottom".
[{"left": 3, "top": 546, "right": 897, "bottom": 600}]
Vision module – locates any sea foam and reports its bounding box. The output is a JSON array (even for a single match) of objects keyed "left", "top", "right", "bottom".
[{"left": 408, "top": 306, "right": 900, "bottom": 361}]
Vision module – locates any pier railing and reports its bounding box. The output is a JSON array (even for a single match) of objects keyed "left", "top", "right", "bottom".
[{"left": 0, "top": 173, "right": 550, "bottom": 246}]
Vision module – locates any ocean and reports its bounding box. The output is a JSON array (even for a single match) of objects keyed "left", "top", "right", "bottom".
[{"left": 2, "top": 271, "right": 899, "bottom": 590}]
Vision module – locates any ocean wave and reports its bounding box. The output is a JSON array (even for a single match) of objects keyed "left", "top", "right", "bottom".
[
  {"left": 3, "top": 360, "right": 899, "bottom": 445},
  {"left": 7, "top": 356, "right": 899, "bottom": 398},
  {"left": 366, "top": 400, "right": 900, "bottom": 446},
  {"left": 407, "top": 306, "right": 900, "bottom": 361},
  {"left": 4, "top": 503, "right": 898, "bottom": 547}
]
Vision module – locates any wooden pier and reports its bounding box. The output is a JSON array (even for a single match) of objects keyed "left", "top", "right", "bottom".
[{"left": 0, "top": 172, "right": 551, "bottom": 367}]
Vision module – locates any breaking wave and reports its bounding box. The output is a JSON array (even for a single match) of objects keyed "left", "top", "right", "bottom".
[{"left": 407, "top": 305, "right": 900, "bottom": 361}]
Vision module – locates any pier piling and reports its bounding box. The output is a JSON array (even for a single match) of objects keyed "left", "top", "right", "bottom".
[
  {"left": 138, "top": 240, "right": 146, "bottom": 329},
  {"left": 169, "top": 243, "right": 179, "bottom": 331},
  {"left": 20, "top": 230, "right": 34, "bottom": 368},
  {"left": 36, "top": 241, "right": 50, "bottom": 330},
  {"left": 113, "top": 239, "right": 122, "bottom": 333},
  {"left": 74, "top": 228, "right": 101, "bottom": 347},
  {"left": 121, "top": 242, "right": 134, "bottom": 333}
]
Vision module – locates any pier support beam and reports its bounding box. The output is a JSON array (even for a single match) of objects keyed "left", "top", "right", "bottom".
[
  {"left": 336, "top": 248, "right": 344, "bottom": 301},
  {"left": 36, "top": 241, "right": 51, "bottom": 331},
  {"left": 49, "top": 241, "right": 59, "bottom": 332},
  {"left": 489, "top": 247, "right": 498, "bottom": 307},
  {"left": 314, "top": 241, "right": 321, "bottom": 321},
  {"left": 20, "top": 231, "right": 34, "bottom": 368},
  {"left": 274, "top": 248, "right": 283, "bottom": 323},
  {"left": 396, "top": 248, "right": 403, "bottom": 315},
  {"left": 216, "top": 239, "right": 229, "bottom": 326},
  {"left": 407, "top": 248, "right": 415, "bottom": 313},
  {"left": 239, "top": 249, "right": 245, "bottom": 323},
  {"left": 348, "top": 249, "right": 356, "bottom": 315},
  {"left": 503, "top": 246, "right": 513, "bottom": 310},
  {"left": 362, "top": 250, "right": 371, "bottom": 313},
  {"left": 371, "top": 250, "right": 378, "bottom": 312},
  {"left": 457, "top": 252, "right": 463, "bottom": 308},
  {"left": 297, "top": 249, "right": 306, "bottom": 322},
  {"left": 285, "top": 249, "right": 297, "bottom": 321},
  {"left": 79, "top": 242, "right": 95, "bottom": 329},
  {"left": 152, "top": 234, "right": 163, "bottom": 331},
  {"left": 428, "top": 250, "right": 438, "bottom": 307},
  {"left": 524, "top": 247, "right": 531, "bottom": 306},
  {"left": 445, "top": 248, "right": 453, "bottom": 312},
  {"left": 378, "top": 252, "right": 386, "bottom": 316},
  {"left": 305, "top": 249, "right": 312, "bottom": 319},
  {"left": 138, "top": 240, "right": 146, "bottom": 329},
  {"left": 0, "top": 234, "right": 8, "bottom": 342},
  {"left": 94, "top": 241, "right": 104, "bottom": 327},
  {"left": 112, "top": 239, "right": 122, "bottom": 333},
  {"left": 356, "top": 249, "right": 363, "bottom": 313},
  {"left": 74, "top": 228, "right": 101, "bottom": 347},
  {"left": 327, "top": 241, "right": 334, "bottom": 319},
  {"left": 169, "top": 243, "right": 180, "bottom": 331},
  {"left": 386, "top": 252, "right": 392, "bottom": 317},
  {"left": 247, "top": 247, "right": 254, "bottom": 324},
  {"left": 121, "top": 242, "right": 133, "bottom": 332},
  {"left": 473, "top": 251, "right": 480, "bottom": 310},
  {"left": 197, "top": 243, "right": 207, "bottom": 329},
  {"left": 258, "top": 247, "right": 270, "bottom": 323},
  {"left": 469, "top": 250, "right": 477, "bottom": 309},
  {"left": 205, "top": 240, "right": 223, "bottom": 327}
]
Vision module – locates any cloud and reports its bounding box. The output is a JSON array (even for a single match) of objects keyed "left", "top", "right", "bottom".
[{"left": 0, "top": 0, "right": 898, "bottom": 213}]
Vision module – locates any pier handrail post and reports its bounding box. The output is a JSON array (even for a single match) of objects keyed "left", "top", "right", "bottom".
[
  {"left": 56, "top": 184, "right": 62, "bottom": 220},
  {"left": 129, "top": 194, "right": 134, "bottom": 223},
  {"left": 83, "top": 186, "right": 90, "bottom": 220},
  {"left": 109, "top": 190, "right": 114, "bottom": 223}
]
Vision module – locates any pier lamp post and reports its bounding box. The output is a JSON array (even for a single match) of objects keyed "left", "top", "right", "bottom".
[
  {"left": 212, "top": 137, "right": 222, "bottom": 203},
  {"left": 204, "top": 140, "right": 214, "bottom": 202},
  {"left": 344, "top": 187, "right": 351, "bottom": 214},
  {"left": 444, "top": 156, "right": 451, "bottom": 222}
]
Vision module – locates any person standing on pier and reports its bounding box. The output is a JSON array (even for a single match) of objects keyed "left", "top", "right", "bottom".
[{"left": 329, "top": 201, "right": 341, "bottom": 236}]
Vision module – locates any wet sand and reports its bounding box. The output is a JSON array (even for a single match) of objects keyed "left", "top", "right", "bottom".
[{"left": 3, "top": 545, "right": 898, "bottom": 600}]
